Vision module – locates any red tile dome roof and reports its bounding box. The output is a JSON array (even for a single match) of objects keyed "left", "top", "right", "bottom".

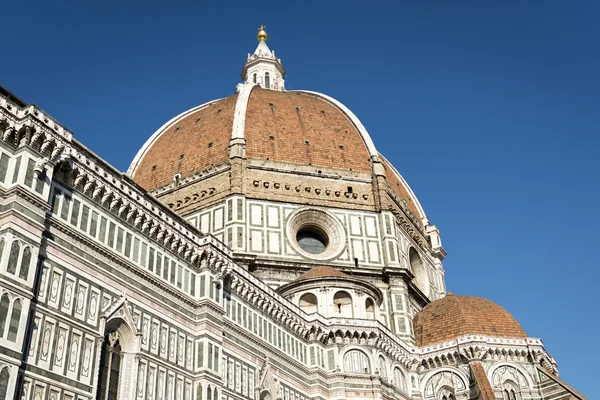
[
  {"left": 294, "top": 266, "right": 350, "bottom": 281},
  {"left": 413, "top": 295, "right": 527, "bottom": 346},
  {"left": 127, "top": 86, "right": 427, "bottom": 221},
  {"left": 130, "top": 88, "right": 371, "bottom": 191}
]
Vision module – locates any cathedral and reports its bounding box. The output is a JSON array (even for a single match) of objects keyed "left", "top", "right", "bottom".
[{"left": 0, "top": 27, "right": 586, "bottom": 400}]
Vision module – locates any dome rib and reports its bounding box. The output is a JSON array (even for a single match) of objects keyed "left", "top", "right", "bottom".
[
  {"left": 380, "top": 153, "right": 426, "bottom": 220},
  {"left": 289, "top": 90, "right": 378, "bottom": 157},
  {"left": 130, "top": 94, "right": 238, "bottom": 191}
]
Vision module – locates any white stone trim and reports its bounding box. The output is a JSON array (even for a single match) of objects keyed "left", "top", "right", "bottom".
[
  {"left": 420, "top": 367, "right": 470, "bottom": 393},
  {"left": 126, "top": 98, "right": 223, "bottom": 176},
  {"left": 487, "top": 362, "right": 535, "bottom": 388},
  {"left": 379, "top": 153, "right": 427, "bottom": 220},
  {"left": 289, "top": 90, "right": 378, "bottom": 157},
  {"left": 231, "top": 83, "right": 257, "bottom": 140}
]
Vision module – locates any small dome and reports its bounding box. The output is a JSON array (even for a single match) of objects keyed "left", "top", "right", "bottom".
[
  {"left": 413, "top": 295, "right": 527, "bottom": 346},
  {"left": 294, "top": 265, "right": 349, "bottom": 281}
]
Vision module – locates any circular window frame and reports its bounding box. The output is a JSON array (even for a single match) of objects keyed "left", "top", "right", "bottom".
[{"left": 286, "top": 208, "right": 346, "bottom": 261}]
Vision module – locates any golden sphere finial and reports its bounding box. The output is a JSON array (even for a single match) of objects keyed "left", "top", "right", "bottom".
[{"left": 257, "top": 25, "right": 268, "bottom": 41}]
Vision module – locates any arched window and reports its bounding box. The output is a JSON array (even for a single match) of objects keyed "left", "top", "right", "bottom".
[
  {"left": 0, "top": 367, "right": 9, "bottom": 400},
  {"left": 333, "top": 291, "right": 353, "bottom": 317},
  {"left": 365, "top": 298, "right": 375, "bottom": 319},
  {"left": 299, "top": 293, "right": 318, "bottom": 314},
  {"left": 409, "top": 248, "right": 429, "bottom": 296},
  {"left": 213, "top": 388, "right": 218, "bottom": 400},
  {"left": 439, "top": 386, "right": 456, "bottom": 400},
  {"left": 394, "top": 367, "right": 407, "bottom": 391},
  {"left": 6, "top": 241, "right": 19, "bottom": 275},
  {"left": 0, "top": 294, "right": 9, "bottom": 338},
  {"left": 264, "top": 72, "right": 270, "bottom": 89},
  {"left": 253, "top": 73, "right": 257, "bottom": 84},
  {"left": 343, "top": 350, "right": 370, "bottom": 374},
  {"left": 196, "top": 383, "right": 203, "bottom": 400},
  {"left": 96, "top": 332, "right": 122, "bottom": 400},
  {"left": 502, "top": 381, "right": 520, "bottom": 400},
  {"left": 7, "top": 299, "right": 21, "bottom": 342},
  {"left": 19, "top": 247, "right": 31, "bottom": 280},
  {"left": 260, "top": 392, "right": 272, "bottom": 400},
  {"left": 207, "top": 385, "right": 212, "bottom": 400},
  {"left": 378, "top": 356, "right": 387, "bottom": 379}
]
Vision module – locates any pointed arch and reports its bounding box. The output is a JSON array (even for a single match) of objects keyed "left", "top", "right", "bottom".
[
  {"left": 0, "top": 367, "right": 9, "bottom": 400},
  {"left": 196, "top": 382, "right": 203, "bottom": 400},
  {"left": 7, "top": 298, "right": 21, "bottom": 342},
  {"left": 6, "top": 241, "right": 19, "bottom": 274},
  {"left": 19, "top": 246, "right": 31, "bottom": 280},
  {"left": 97, "top": 298, "right": 141, "bottom": 400}
]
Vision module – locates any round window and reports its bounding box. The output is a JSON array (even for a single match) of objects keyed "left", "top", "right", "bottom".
[
  {"left": 286, "top": 208, "right": 346, "bottom": 260},
  {"left": 296, "top": 227, "right": 329, "bottom": 254}
]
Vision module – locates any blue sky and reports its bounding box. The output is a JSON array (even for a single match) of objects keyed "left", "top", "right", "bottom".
[{"left": 3, "top": 1, "right": 598, "bottom": 396}]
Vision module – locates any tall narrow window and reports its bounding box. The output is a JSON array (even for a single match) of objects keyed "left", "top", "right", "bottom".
[
  {"left": 0, "top": 295, "right": 9, "bottom": 337},
  {"left": 19, "top": 247, "right": 31, "bottom": 280},
  {"left": 264, "top": 72, "right": 270, "bottom": 89},
  {"left": 0, "top": 367, "right": 9, "bottom": 400},
  {"left": 394, "top": 367, "right": 406, "bottom": 391},
  {"left": 6, "top": 241, "right": 20, "bottom": 275},
  {"left": 365, "top": 298, "right": 375, "bottom": 319},
  {"left": 378, "top": 357, "right": 387, "bottom": 379},
  {"left": 12, "top": 156, "right": 21, "bottom": 184},
  {"left": 7, "top": 299, "right": 21, "bottom": 342},
  {"left": 409, "top": 247, "right": 430, "bottom": 296},
  {"left": 196, "top": 384, "right": 202, "bottom": 400},
  {"left": 70, "top": 199, "right": 81, "bottom": 226},
  {"left": 97, "top": 332, "right": 122, "bottom": 400},
  {"left": 253, "top": 73, "right": 257, "bottom": 84},
  {"left": 0, "top": 153, "right": 9, "bottom": 183},
  {"left": 24, "top": 159, "right": 35, "bottom": 188}
]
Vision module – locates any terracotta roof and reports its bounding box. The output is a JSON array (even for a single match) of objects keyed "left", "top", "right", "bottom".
[
  {"left": 470, "top": 362, "right": 496, "bottom": 400},
  {"left": 131, "top": 87, "right": 374, "bottom": 191},
  {"left": 245, "top": 89, "right": 372, "bottom": 172},
  {"left": 132, "top": 94, "right": 238, "bottom": 191},
  {"left": 295, "top": 266, "right": 349, "bottom": 281},
  {"left": 413, "top": 294, "right": 527, "bottom": 346}
]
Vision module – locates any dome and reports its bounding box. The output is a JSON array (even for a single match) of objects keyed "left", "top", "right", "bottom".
[
  {"left": 413, "top": 295, "right": 527, "bottom": 346},
  {"left": 129, "top": 88, "right": 372, "bottom": 190},
  {"left": 128, "top": 87, "right": 426, "bottom": 218},
  {"left": 294, "top": 265, "right": 350, "bottom": 281},
  {"left": 126, "top": 31, "right": 428, "bottom": 226}
]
